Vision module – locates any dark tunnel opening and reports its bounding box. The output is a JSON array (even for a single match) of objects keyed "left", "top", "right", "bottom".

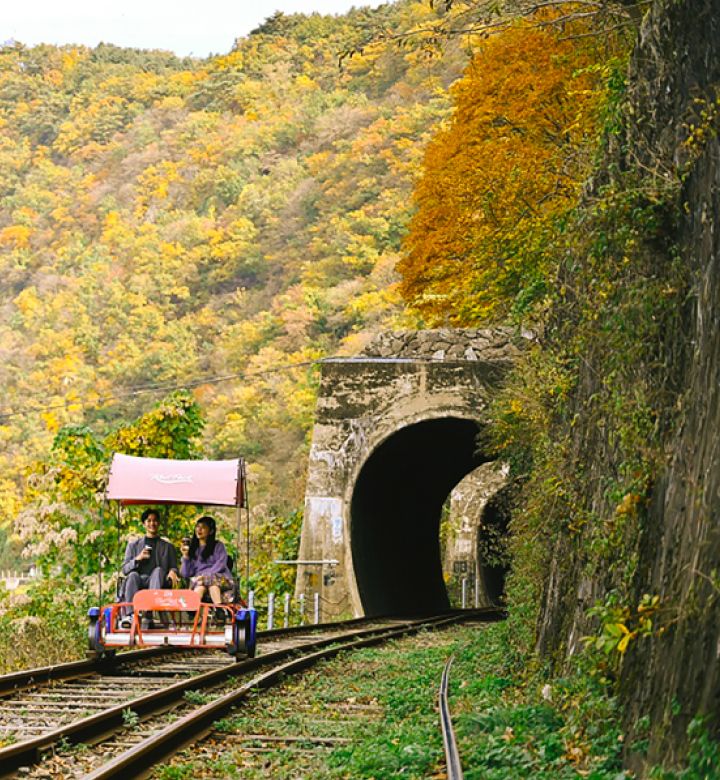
[
  {"left": 350, "top": 417, "right": 487, "bottom": 616},
  {"left": 477, "top": 487, "right": 511, "bottom": 605}
]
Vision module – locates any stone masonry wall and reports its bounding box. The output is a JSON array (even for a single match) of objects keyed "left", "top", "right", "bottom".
[{"left": 360, "top": 327, "right": 527, "bottom": 361}]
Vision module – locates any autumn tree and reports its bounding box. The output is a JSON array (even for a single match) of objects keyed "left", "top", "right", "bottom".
[
  {"left": 398, "top": 16, "right": 621, "bottom": 324},
  {"left": 17, "top": 390, "right": 204, "bottom": 581}
]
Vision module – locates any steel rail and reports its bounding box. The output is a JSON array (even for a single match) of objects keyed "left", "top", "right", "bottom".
[
  {"left": 0, "top": 646, "right": 169, "bottom": 698},
  {"left": 0, "top": 615, "right": 378, "bottom": 698},
  {"left": 439, "top": 655, "right": 464, "bottom": 780},
  {"left": 0, "top": 614, "right": 465, "bottom": 776},
  {"left": 85, "top": 615, "right": 467, "bottom": 779}
]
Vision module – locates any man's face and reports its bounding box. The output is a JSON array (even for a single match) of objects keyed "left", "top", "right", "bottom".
[{"left": 143, "top": 513, "right": 160, "bottom": 537}]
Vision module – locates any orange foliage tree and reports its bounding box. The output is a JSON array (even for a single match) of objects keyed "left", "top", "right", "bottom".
[{"left": 399, "top": 17, "right": 618, "bottom": 324}]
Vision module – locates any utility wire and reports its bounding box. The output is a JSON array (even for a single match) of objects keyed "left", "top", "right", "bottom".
[{"left": 0, "top": 356, "right": 337, "bottom": 424}]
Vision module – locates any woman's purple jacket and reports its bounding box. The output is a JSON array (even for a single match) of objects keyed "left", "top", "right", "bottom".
[{"left": 181, "top": 541, "right": 233, "bottom": 581}]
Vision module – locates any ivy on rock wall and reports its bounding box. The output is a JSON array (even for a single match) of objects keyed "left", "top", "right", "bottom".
[{"left": 399, "top": 0, "right": 720, "bottom": 773}]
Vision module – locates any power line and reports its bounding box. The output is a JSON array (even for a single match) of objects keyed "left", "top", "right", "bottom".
[{"left": 0, "top": 356, "right": 334, "bottom": 424}]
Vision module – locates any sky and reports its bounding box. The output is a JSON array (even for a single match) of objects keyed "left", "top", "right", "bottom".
[{"left": 3, "top": 1, "right": 379, "bottom": 59}]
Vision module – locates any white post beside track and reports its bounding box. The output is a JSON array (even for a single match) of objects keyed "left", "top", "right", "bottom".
[
  {"left": 267, "top": 592, "right": 275, "bottom": 630},
  {"left": 299, "top": 593, "right": 305, "bottom": 625},
  {"left": 314, "top": 592, "right": 320, "bottom": 625},
  {"left": 461, "top": 577, "right": 467, "bottom": 609},
  {"left": 283, "top": 592, "right": 290, "bottom": 628}
]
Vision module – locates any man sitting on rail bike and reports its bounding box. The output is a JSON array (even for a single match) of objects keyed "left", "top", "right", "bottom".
[{"left": 118, "top": 508, "right": 180, "bottom": 629}]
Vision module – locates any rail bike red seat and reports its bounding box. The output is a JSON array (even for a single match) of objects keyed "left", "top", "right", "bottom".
[{"left": 132, "top": 588, "right": 201, "bottom": 613}]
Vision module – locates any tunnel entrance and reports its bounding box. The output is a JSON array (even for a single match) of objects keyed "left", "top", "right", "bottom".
[
  {"left": 350, "top": 417, "right": 487, "bottom": 616},
  {"left": 476, "top": 487, "right": 511, "bottom": 605}
]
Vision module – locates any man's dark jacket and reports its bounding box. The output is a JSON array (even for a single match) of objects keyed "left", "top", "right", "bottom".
[{"left": 120, "top": 537, "right": 178, "bottom": 579}]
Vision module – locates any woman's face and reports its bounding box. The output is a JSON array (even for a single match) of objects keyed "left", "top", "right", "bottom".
[{"left": 195, "top": 522, "right": 211, "bottom": 542}]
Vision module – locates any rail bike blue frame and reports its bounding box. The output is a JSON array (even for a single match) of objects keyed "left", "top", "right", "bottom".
[{"left": 88, "top": 598, "right": 258, "bottom": 659}]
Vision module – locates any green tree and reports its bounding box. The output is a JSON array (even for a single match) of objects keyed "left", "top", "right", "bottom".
[{"left": 17, "top": 390, "right": 204, "bottom": 583}]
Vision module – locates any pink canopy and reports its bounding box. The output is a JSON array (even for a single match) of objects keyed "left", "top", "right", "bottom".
[{"left": 106, "top": 453, "right": 244, "bottom": 507}]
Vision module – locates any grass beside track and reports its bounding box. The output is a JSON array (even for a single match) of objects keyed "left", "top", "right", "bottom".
[{"left": 154, "top": 620, "right": 630, "bottom": 779}]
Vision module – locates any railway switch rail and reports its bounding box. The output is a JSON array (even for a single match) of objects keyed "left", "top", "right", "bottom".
[{"left": 439, "top": 655, "right": 464, "bottom": 780}]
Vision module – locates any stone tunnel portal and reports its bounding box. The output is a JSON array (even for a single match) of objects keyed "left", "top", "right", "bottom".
[{"left": 350, "top": 416, "right": 488, "bottom": 616}]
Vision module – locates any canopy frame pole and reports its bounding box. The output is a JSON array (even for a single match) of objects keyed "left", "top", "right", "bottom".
[
  {"left": 98, "top": 499, "right": 105, "bottom": 607},
  {"left": 97, "top": 458, "right": 116, "bottom": 607},
  {"left": 235, "top": 475, "right": 241, "bottom": 585},
  {"left": 115, "top": 500, "right": 123, "bottom": 603},
  {"left": 235, "top": 459, "right": 245, "bottom": 576},
  {"left": 239, "top": 458, "right": 251, "bottom": 587}
]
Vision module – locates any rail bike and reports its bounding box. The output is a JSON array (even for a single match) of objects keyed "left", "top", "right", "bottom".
[{"left": 88, "top": 453, "right": 258, "bottom": 660}]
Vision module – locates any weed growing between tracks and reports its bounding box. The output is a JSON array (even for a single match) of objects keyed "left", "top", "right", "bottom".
[{"left": 154, "top": 621, "right": 632, "bottom": 779}]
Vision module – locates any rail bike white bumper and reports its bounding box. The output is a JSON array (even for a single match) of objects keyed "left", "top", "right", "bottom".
[{"left": 101, "top": 627, "right": 234, "bottom": 648}]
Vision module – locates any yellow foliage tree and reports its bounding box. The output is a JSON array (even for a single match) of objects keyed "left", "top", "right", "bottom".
[{"left": 399, "top": 17, "right": 618, "bottom": 324}]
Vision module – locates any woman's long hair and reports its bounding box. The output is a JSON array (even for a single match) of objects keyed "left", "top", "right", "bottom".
[{"left": 189, "top": 516, "right": 217, "bottom": 561}]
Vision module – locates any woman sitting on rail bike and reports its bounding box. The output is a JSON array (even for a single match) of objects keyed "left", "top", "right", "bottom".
[{"left": 180, "top": 515, "right": 235, "bottom": 624}]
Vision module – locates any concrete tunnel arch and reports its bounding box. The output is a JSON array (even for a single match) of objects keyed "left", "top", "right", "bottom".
[{"left": 350, "top": 416, "right": 489, "bottom": 616}]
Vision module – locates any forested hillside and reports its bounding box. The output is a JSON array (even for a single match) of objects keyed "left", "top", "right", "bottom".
[
  {"left": 0, "top": 2, "right": 466, "bottom": 565},
  {"left": 5, "top": 2, "right": 717, "bottom": 772}
]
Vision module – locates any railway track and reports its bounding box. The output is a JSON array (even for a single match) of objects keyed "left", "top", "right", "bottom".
[
  {"left": 173, "top": 617, "right": 483, "bottom": 778},
  {"left": 0, "top": 609, "right": 502, "bottom": 778}
]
